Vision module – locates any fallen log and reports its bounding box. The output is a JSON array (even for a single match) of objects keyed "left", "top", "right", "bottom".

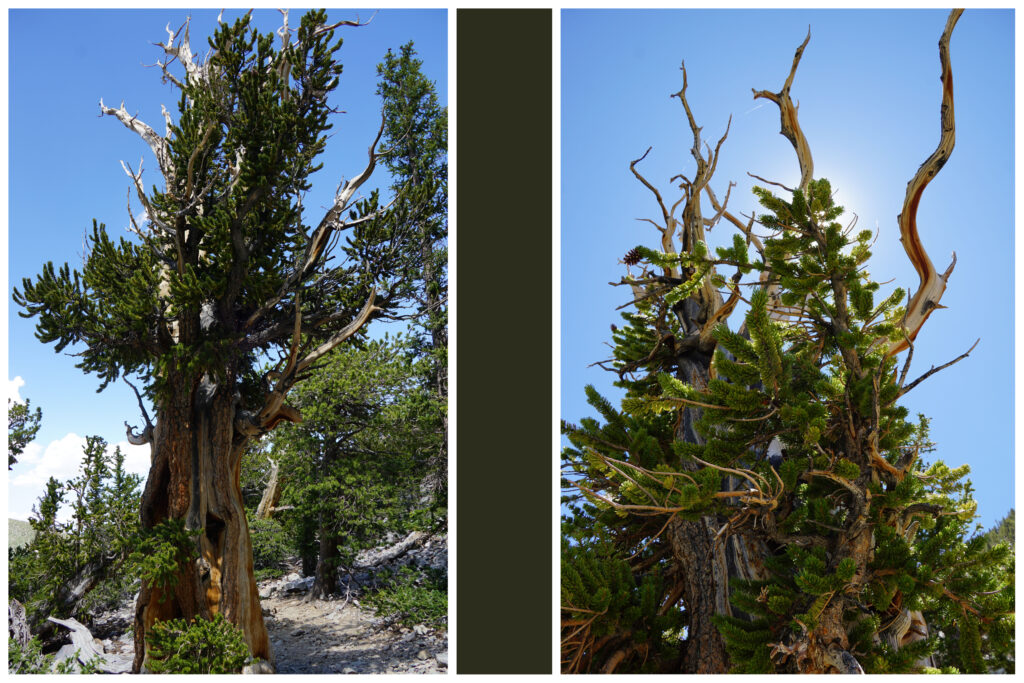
[
  {"left": 356, "top": 531, "right": 430, "bottom": 568},
  {"left": 47, "top": 616, "right": 133, "bottom": 673}
]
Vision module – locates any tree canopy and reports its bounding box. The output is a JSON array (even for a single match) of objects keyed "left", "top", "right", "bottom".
[{"left": 562, "top": 10, "right": 1013, "bottom": 674}]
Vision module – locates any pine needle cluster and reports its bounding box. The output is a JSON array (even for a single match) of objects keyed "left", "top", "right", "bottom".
[{"left": 562, "top": 179, "right": 1014, "bottom": 673}]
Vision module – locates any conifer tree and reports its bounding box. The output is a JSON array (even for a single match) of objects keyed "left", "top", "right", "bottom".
[
  {"left": 271, "top": 334, "right": 441, "bottom": 599},
  {"left": 9, "top": 438, "right": 142, "bottom": 632},
  {"left": 376, "top": 42, "right": 448, "bottom": 509},
  {"left": 8, "top": 397, "right": 42, "bottom": 469},
  {"left": 562, "top": 9, "right": 1013, "bottom": 673},
  {"left": 13, "top": 10, "right": 444, "bottom": 672}
]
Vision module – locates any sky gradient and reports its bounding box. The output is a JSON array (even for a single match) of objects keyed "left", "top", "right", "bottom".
[
  {"left": 561, "top": 9, "right": 1013, "bottom": 530},
  {"left": 8, "top": 8, "right": 447, "bottom": 521}
]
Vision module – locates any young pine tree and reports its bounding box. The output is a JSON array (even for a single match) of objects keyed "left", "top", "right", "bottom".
[
  {"left": 13, "top": 10, "right": 444, "bottom": 672},
  {"left": 377, "top": 42, "right": 449, "bottom": 512},
  {"left": 8, "top": 397, "right": 42, "bottom": 469},
  {"left": 272, "top": 335, "right": 441, "bottom": 599},
  {"left": 562, "top": 10, "right": 1012, "bottom": 674},
  {"left": 9, "top": 437, "right": 142, "bottom": 631}
]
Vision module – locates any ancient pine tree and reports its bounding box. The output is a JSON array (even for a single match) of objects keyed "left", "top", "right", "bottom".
[
  {"left": 15, "top": 10, "right": 443, "bottom": 672},
  {"left": 562, "top": 9, "right": 1013, "bottom": 674}
]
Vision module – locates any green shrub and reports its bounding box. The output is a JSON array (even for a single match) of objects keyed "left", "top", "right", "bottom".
[
  {"left": 365, "top": 565, "right": 447, "bottom": 629},
  {"left": 9, "top": 636, "right": 54, "bottom": 674},
  {"left": 247, "top": 514, "right": 291, "bottom": 575},
  {"left": 145, "top": 613, "right": 251, "bottom": 674},
  {"left": 8, "top": 637, "right": 102, "bottom": 674},
  {"left": 129, "top": 518, "right": 199, "bottom": 598}
]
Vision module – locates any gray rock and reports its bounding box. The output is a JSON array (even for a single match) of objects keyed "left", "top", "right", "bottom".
[
  {"left": 435, "top": 652, "right": 448, "bottom": 667},
  {"left": 282, "top": 576, "right": 314, "bottom": 592},
  {"left": 342, "top": 667, "right": 357, "bottom": 674},
  {"left": 416, "top": 649, "right": 430, "bottom": 661}
]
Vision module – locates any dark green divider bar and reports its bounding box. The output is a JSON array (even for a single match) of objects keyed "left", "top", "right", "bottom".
[{"left": 456, "top": 9, "right": 553, "bottom": 675}]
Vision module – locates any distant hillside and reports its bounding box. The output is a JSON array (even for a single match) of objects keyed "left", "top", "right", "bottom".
[{"left": 8, "top": 518, "right": 35, "bottom": 550}]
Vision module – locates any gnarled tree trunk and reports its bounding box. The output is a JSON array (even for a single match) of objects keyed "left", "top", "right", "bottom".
[{"left": 133, "top": 370, "right": 272, "bottom": 673}]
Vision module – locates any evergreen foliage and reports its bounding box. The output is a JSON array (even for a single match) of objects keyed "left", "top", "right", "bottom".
[
  {"left": 129, "top": 519, "right": 201, "bottom": 598},
  {"left": 8, "top": 397, "right": 42, "bottom": 469},
  {"left": 247, "top": 512, "right": 293, "bottom": 581},
  {"left": 8, "top": 636, "right": 103, "bottom": 674},
  {"left": 562, "top": 51, "right": 1012, "bottom": 674},
  {"left": 9, "top": 437, "right": 142, "bottom": 625},
  {"left": 985, "top": 509, "right": 1015, "bottom": 549},
  {"left": 273, "top": 335, "right": 441, "bottom": 579},
  {"left": 376, "top": 41, "right": 449, "bottom": 514},
  {"left": 145, "top": 613, "right": 252, "bottom": 674},
  {"left": 364, "top": 565, "right": 447, "bottom": 630}
]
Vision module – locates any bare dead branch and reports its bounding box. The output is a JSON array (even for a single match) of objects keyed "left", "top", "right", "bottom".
[
  {"left": 752, "top": 27, "right": 814, "bottom": 192},
  {"left": 629, "top": 148, "right": 674, "bottom": 255},
  {"left": 100, "top": 100, "right": 174, "bottom": 182},
  {"left": 747, "top": 172, "right": 794, "bottom": 194},
  {"left": 886, "top": 9, "right": 964, "bottom": 356},
  {"left": 122, "top": 376, "right": 154, "bottom": 447},
  {"left": 899, "top": 337, "right": 979, "bottom": 398},
  {"left": 295, "top": 289, "right": 381, "bottom": 373}
]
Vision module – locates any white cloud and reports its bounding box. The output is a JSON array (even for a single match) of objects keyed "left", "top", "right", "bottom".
[
  {"left": 10, "top": 432, "right": 87, "bottom": 490},
  {"left": 8, "top": 376, "right": 25, "bottom": 403},
  {"left": 112, "top": 440, "right": 153, "bottom": 482},
  {"left": 7, "top": 433, "right": 151, "bottom": 522}
]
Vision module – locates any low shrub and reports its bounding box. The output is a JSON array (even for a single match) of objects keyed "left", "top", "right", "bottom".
[
  {"left": 145, "top": 613, "right": 251, "bottom": 674},
  {"left": 8, "top": 637, "right": 102, "bottom": 674},
  {"left": 365, "top": 565, "right": 447, "bottom": 630}
]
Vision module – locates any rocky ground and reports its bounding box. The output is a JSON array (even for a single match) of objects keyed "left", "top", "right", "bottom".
[{"left": 61, "top": 535, "right": 448, "bottom": 674}]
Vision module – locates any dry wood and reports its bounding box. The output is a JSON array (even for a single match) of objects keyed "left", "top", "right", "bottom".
[
  {"left": 255, "top": 457, "right": 281, "bottom": 520},
  {"left": 887, "top": 9, "right": 964, "bottom": 356},
  {"left": 48, "top": 616, "right": 133, "bottom": 673}
]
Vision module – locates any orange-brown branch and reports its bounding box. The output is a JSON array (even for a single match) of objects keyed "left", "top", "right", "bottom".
[{"left": 887, "top": 9, "right": 963, "bottom": 356}]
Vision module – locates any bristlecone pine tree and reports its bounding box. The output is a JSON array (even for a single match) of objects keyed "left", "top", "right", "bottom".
[
  {"left": 14, "top": 10, "right": 444, "bottom": 673},
  {"left": 562, "top": 9, "right": 1013, "bottom": 674}
]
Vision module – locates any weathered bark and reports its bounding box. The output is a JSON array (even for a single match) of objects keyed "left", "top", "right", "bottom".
[
  {"left": 667, "top": 344, "right": 772, "bottom": 672},
  {"left": 28, "top": 552, "right": 118, "bottom": 646},
  {"left": 309, "top": 530, "right": 341, "bottom": 601},
  {"left": 667, "top": 518, "right": 730, "bottom": 672},
  {"left": 627, "top": 68, "right": 771, "bottom": 670},
  {"left": 49, "top": 616, "right": 134, "bottom": 673},
  {"left": 888, "top": 9, "right": 963, "bottom": 356},
  {"left": 132, "top": 371, "right": 272, "bottom": 673},
  {"left": 357, "top": 530, "right": 430, "bottom": 568},
  {"left": 255, "top": 457, "right": 281, "bottom": 520},
  {"left": 9, "top": 599, "right": 30, "bottom": 647}
]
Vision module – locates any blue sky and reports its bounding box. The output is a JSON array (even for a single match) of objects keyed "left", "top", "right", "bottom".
[
  {"left": 561, "top": 9, "right": 1013, "bottom": 530},
  {"left": 8, "top": 8, "right": 447, "bottom": 521}
]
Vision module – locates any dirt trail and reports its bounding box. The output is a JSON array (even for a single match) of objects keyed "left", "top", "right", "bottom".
[
  {"left": 75, "top": 535, "right": 448, "bottom": 674},
  {"left": 263, "top": 592, "right": 446, "bottom": 674}
]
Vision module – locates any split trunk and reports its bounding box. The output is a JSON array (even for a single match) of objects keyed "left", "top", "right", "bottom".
[{"left": 133, "top": 368, "right": 271, "bottom": 673}]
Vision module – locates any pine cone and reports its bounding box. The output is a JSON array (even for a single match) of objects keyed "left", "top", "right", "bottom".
[{"left": 623, "top": 247, "right": 641, "bottom": 266}]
